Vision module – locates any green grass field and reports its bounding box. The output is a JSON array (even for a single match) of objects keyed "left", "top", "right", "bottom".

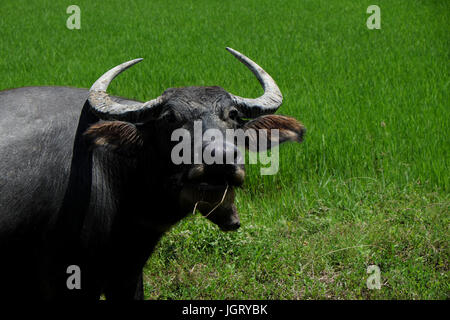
[{"left": 1, "top": 0, "right": 448, "bottom": 299}]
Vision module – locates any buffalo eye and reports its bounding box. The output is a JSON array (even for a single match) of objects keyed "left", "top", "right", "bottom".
[
  {"left": 228, "top": 108, "right": 239, "bottom": 121},
  {"left": 161, "top": 110, "right": 179, "bottom": 124}
]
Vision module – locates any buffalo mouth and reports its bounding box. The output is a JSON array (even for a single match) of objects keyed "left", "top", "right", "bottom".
[{"left": 179, "top": 173, "right": 242, "bottom": 231}]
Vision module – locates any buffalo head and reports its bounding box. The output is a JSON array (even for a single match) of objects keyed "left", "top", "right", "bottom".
[{"left": 84, "top": 48, "right": 305, "bottom": 232}]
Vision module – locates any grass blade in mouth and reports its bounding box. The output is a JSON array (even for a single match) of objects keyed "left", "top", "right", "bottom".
[{"left": 191, "top": 183, "right": 229, "bottom": 217}]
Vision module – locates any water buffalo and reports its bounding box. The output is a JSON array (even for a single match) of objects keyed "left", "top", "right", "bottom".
[{"left": 0, "top": 48, "right": 305, "bottom": 300}]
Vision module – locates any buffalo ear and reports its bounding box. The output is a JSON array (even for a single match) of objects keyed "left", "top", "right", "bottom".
[
  {"left": 84, "top": 121, "right": 144, "bottom": 155},
  {"left": 243, "top": 115, "right": 305, "bottom": 151}
]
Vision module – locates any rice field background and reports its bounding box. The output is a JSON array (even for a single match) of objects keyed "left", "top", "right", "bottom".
[{"left": 0, "top": 0, "right": 448, "bottom": 299}]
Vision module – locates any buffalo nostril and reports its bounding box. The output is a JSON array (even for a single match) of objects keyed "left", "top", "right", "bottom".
[
  {"left": 233, "top": 167, "right": 245, "bottom": 185},
  {"left": 187, "top": 165, "right": 205, "bottom": 180}
]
